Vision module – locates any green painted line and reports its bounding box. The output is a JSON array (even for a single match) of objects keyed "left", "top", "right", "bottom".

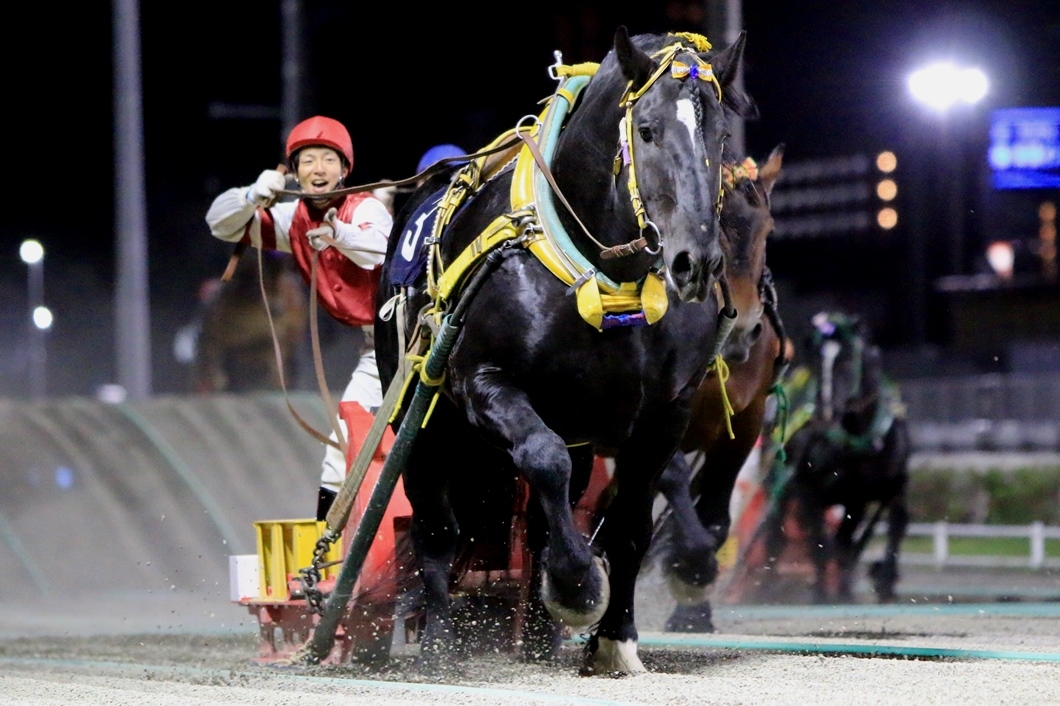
[
  {"left": 0, "top": 508, "right": 51, "bottom": 594},
  {"left": 630, "top": 634, "right": 1060, "bottom": 662}
]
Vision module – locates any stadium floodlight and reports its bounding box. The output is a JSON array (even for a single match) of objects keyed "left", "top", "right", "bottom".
[{"left": 908, "top": 62, "right": 989, "bottom": 112}]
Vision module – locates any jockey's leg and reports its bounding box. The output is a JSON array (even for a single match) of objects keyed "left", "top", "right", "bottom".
[{"left": 317, "top": 328, "right": 383, "bottom": 520}]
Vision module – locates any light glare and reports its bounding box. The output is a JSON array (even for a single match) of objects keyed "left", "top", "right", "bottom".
[
  {"left": 876, "top": 151, "right": 897, "bottom": 173},
  {"left": 877, "top": 207, "right": 898, "bottom": 230},
  {"left": 908, "top": 63, "right": 989, "bottom": 111},
  {"left": 877, "top": 179, "right": 898, "bottom": 201},
  {"left": 20, "top": 239, "right": 44, "bottom": 265},
  {"left": 986, "top": 240, "right": 1014, "bottom": 279},
  {"left": 32, "top": 305, "right": 53, "bottom": 330}
]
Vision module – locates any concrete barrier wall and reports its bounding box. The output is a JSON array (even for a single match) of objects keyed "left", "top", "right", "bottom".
[{"left": 0, "top": 393, "right": 334, "bottom": 602}]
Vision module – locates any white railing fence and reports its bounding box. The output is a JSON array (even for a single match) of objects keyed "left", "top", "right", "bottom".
[{"left": 867, "top": 521, "right": 1060, "bottom": 570}]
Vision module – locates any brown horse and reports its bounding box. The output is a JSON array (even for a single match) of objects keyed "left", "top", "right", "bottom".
[
  {"left": 192, "top": 252, "right": 308, "bottom": 393},
  {"left": 650, "top": 144, "right": 789, "bottom": 632}
]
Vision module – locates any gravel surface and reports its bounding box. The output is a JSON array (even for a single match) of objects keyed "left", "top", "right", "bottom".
[{"left": 3, "top": 567, "right": 1060, "bottom": 705}]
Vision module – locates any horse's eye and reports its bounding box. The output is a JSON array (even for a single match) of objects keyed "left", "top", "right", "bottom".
[{"left": 638, "top": 127, "right": 653, "bottom": 143}]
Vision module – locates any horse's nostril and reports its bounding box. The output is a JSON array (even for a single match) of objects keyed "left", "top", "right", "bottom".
[
  {"left": 750, "top": 322, "right": 763, "bottom": 343},
  {"left": 671, "top": 251, "right": 694, "bottom": 286}
]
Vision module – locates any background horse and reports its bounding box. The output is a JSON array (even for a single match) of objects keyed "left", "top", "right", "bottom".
[
  {"left": 644, "top": 145, "right": 788, "bottom": 632},
  {"left": 759, "top": 311, "right": 911, "bottom": 603},
  {"left": 190, "top": 253, "right": 307, "bottom": 393},
  {"left": 375, "top": 27, "right": 755, "bottom": 675}
]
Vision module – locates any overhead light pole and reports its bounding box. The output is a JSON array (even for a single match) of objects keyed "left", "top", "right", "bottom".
[
  {"left": 20, "top": 239, "right": 52, "bottom": 401},
  {"left": 908, "top": 61, "right": 989, "bottom": 275},
  {"left": 906, "top": 60, "right": 989, "bottom": 343}
]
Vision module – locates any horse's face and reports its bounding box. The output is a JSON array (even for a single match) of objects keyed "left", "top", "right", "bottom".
[
  {"left": 614, "top": 30, "right": 751, "bottom": 303},
  {"left": 717, "top": 146, "right": 783, "bottom": 363},
  {"left": 810, "top": 312, "right": 868, "bottom": 427}
]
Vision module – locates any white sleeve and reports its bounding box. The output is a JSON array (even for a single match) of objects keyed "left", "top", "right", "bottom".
[
  {"left": 204, "top": 186, "right": 257, "bottom": 242},
  {"left": 204, "top": 187, "right": 295, "bottom": 253},
  {"left": 332, "top": 197, "right": 393, "bottom": 269}
]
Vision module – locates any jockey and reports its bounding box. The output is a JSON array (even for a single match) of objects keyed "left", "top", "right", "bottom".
[
  {"left": 205, "top": 115, "right": 393, "bottom": 520},
  {"left": 415, "top": 143, "right": 467, "bottom": 175}
]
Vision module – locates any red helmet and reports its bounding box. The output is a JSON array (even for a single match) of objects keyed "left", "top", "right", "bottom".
[{"left": 285, "top": 116, "right": 354, "bottom": 170}]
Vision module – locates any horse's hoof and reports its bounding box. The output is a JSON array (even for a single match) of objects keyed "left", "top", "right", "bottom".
[
  {"left": 663, "top": 602, "right": 715, "bottom": 633},
  {"left": 542, "top": 555, "right": 610, "bottom": 631},
  {"left": 580, "top": 636, "right": 647, "bottom": 676},
  {"left": 869, "top": 560, "right": 900, "bottom": 602},
  {"left": 665, "top": 570, "right": 713, "bottom": 606}
]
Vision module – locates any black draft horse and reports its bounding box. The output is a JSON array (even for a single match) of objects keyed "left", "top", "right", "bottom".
[
  {"left": 763, "top": 311, "right": 911, "bottom": 603},
  {"left": 375, "top": 27, "right": 755, "bottom": 674},
  {"left": 648, "top": 145, "right": 789, "bottom": 632}
]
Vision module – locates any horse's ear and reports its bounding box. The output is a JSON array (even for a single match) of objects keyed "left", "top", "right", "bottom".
[
  {"left": 614, "top": 26, "right": 655, "bottom": 91},
  {"left": 709, "top": 31, "right": 746, "bottom": 90},
  {"left": 757, "top": 143, "right": 785, "bottom": 198},
  {"left": 707, "top": 32, "right": 758, "bottom": 119}
]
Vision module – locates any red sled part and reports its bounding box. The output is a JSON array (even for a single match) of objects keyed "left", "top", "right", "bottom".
[{"left": 242, "top": 401, "right": 413, "bottom": 665}]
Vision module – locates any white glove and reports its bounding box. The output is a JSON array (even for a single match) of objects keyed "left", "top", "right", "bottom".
[
  {"left": 306, "top": 208, "right": 339, "bottom": 250},
  {"left": 248, "top": 169, "right": 287, "bottom": 207},
  {"left": 372, "top": 185, "right": 397, "bottom": 213}
]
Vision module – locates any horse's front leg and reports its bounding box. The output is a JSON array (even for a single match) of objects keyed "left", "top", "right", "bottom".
[
  {"left": 461, "top": 382, "right": 607, "bottom": 643},
  {"left": 832, "top": 501, "right": 866, "bottom": 602},
  {"left": 795, "top": 485, "right": 832, "bottom": 605},
  {"left": 665, "top": 405, "right": 768, "bottom": 632},
  {"left": 656, "top": 451, "right": 719, "bottom": 594},
  {"left": 585, "top": 415, "right": 689, "bottom": 676},
  {"left": 870, "top": 423, "right": 911, "bottom": 603},
  {"left": 870, "top": 491, "right": 908, "bottom": 602},
  {"left": 520, "top": 444, "right": 598, "bottom": 661}
]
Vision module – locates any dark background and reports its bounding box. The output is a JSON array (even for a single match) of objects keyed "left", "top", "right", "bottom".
[{"left": 4, "top": 1, "right": 1060, "bottom": 399}]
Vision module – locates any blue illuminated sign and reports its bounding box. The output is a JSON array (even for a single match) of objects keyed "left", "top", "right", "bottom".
[{"left": 989, "top": 107, "right": 1060, "bottom": 189}]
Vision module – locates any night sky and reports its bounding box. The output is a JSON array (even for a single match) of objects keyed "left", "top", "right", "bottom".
[{"left": 5, "top": 1, "right": 1060, "bottom": 397}]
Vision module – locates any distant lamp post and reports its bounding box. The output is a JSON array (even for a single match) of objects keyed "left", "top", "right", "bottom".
[
  {"left": 19, "top": 239, "right": 51, "bottom": 400},
  {"left": 986, "top": 240, "right": 1015, "bottom": 281}
]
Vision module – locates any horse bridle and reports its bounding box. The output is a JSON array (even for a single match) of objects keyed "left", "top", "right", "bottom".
[{"left": 604, "top": 42, "right": 725, "bottom": 261}]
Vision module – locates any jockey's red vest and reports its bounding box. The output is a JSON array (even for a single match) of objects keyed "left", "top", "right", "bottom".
[{"left": 258, "top": 193, "right": 381, "bottom": 328}]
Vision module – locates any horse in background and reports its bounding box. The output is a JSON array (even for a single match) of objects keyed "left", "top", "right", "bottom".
[
  {"left": 375, "top": 27, "right": 755, "bottom": 675},
  {"left": 760, "top": 311, "right": 911, "bottom": 603},
  {"left": 191, "top": 252, "right": 308, "bottom": 393},
  {"left": 646, "top": 144, "right": 790, "bottom": 632}
]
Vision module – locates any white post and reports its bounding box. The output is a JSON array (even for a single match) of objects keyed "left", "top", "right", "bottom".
[
  {"left": 1030, "top": 521, "right": 1045, "bottom": 569},
  {"left": 933, "top": 521, "right": 949, "bottom": 568}
]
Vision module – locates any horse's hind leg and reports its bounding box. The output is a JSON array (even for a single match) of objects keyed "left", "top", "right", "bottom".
[{"left": 401, "top": 414, "right": 463, "bottom": 667}]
